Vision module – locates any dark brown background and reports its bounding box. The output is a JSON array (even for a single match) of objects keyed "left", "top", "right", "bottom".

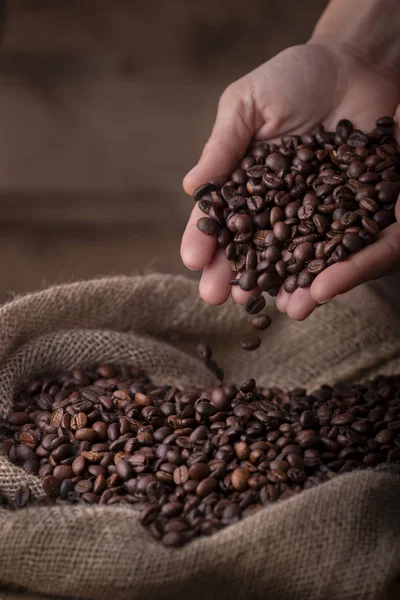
[{"left": 0, "top": 0, "right": 327, "bottom": 301}]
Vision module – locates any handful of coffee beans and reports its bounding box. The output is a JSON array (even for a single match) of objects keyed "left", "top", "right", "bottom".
[
  {"left": 194, "top": 117, "right": 399, "bottom": 349},
  {"left": 1, "top": 364, "right": 400, "bottom": 547}
]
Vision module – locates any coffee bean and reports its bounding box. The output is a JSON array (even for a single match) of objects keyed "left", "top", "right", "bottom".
[
  {"left": 197, "top": 344, "right": 212, "bottom": 363},
  {"left": 116, "top": 459, "right": 133, "bottom": 481},
  {"left": 362, "top": 217, "right": 380, "bottom": 236},
  {"left": 378, "top": 182, "right": 398, "bottom": 204},
  {"left": 196, "top": 477, "right": 218, "bottom": 498},
  {"left": 374, "top": 210, "right": 395, "bottom": 229},
  {"left": 70, "top": 412, "right": 88, "bottom": 431},
  {"left": 41, "top": 475, "right": 61, "bottom": 498},
  {"left": 231, "top": 468, "right": 250, "bottom": 492},
  {"left": 283, "top": 275, "right": 298, "bottom": 293},
  {"left": 342, "top": 232, "right": 363, "bottom": 253},
  {"left": 173, "top": 465, "right": 189, "bottom": 485},
  {"left": 297, "top": 270, "right": 314, "bottom": 288},
  {"left": 18, "top": 432, "right": 37, "bottom": 451},
  {"left": 293, "top": 242, "right": 314, "bottom": 262},
  {"left": 287, "top": 468, "right": 306, "bottom": 483},
  {"left": 37, "top": 393, "right": 53, "bottom": 411},
  {"left": 244, "top": 294, "right": 266, "bottom": 315},
  {"left": 8, "top": 412, "right": 30, "bottom": 426},
  {"left": 193, "top": 183, "right": 217, "bottom": 202},
  {"left": 266, "top": 153, "right": 290, "bottom": 173},
  {"left": 336, "top": 119, "right": 353, "bottom": 139},
  {"left": 251, "top": 315, "right": 271, "bottom": 331},
  {"left": 296, "top": 430, "right": 319, "bottom": 449},
  {"left": 53, "top": 465, "right": 74, "bottom": 481},
  {"left": 240, "top": 337, "right": 261, "bottom": 351},
  {"left": 376, "top": 116, "right": 395, "bottom": 128},
  {"left": 263, "top": 246, "right": 282, "bottom": 263},
  {"left": 257, "top": 272, "right": 281, "bottom": 292},
  {"left": 197, "top": 217, "right": 219, "bottom": 236},
  {"left": 239, "top": 270, "right": 258, "bottom": 291},
  {"left": 75, "top": 428, "right": 98, "bottom": 442},
  {"left": 189, "top": 463, "right": 210, "bottom": 481},
  {"left": 273, "top": 221, "right": 291, "bottom": 241},
  {"left": 16, "top": 444, "right": 37, "bottom": 463}
]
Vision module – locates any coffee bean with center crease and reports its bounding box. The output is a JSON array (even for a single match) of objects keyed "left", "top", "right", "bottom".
[{"left": 244, "top": 294, "right": 266, "bottom": 315}]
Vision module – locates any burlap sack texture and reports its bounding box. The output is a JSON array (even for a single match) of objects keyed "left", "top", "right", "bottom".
[{"left": 1, "top": 273, "right": 400, "bottom": 600}]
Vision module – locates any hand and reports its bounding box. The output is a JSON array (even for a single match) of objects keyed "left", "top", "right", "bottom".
[{"left": 181, "top": 41, "right": 400, "bottom": 319}]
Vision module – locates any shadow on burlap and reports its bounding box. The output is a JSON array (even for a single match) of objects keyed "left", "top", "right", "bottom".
[{"left": 0, "top": 273, "right": 400, "bottom": 600}]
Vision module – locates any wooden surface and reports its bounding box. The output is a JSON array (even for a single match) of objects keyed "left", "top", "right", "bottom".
[{"left": 0, "top": 0, "right": 326, "bottom": 301}]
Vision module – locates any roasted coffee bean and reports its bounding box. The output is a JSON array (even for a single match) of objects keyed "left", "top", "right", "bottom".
[
  {"left": 239, "top": 270, "right": 258, "bottom": 291},
  {"left": 8, "top": 412, "right": 30, "bottom": 426},
  {"left": 193, "top": 183, "right": 217, "bottom": 202},
  {"left": 42, "top": 475, "right": 61, "bottom": 498},
  {"left": 361, "top": 217, "right": 380, "bottom": 236},
  {"left": 16, "top": 444, "right": 37, "bottom": 463},
  {"left": 342, "top": 232, "right": 363, "bottom": 253},
  {"left": 297, "top": 270, "right": 314, "bottom": 288},
  {"left": 70, "top": 412, "right": 88, "bottom": 431},
  {"left": 197, "top": 344, "right": 212, "bottom": 363},
  {"left": 210, "top": 388, "right": 230, "bottom": 412},
  {"left": 196, "top": 477, "right": 218, "bottom": 498},
  {"left": 116, "top": 459, "right": 133, "bottom": 481},
  {"left": 189, "top": 463, "right": 210, "bottom": 481},
  {"left": 75, "top": 428, "right": 98, "bottom": 443},
  {"left": 244, "top": 294, "right": 266, "bottom": 315},
  {"left": 231, "top": 468, "right": 250, "bottom": 492},
  {"left": 251, "top": 315, "right": 271, "bottom": 331},
  {"left": 293, "top": 242, "right": 314, "bottom": 263},
  {"left": 257, "top": 272, "right": 281, "bottom": 292},
  {"left": 283, "top": 275, "right": 298, "bottom": 293},
  {"left": 173, "top": 465, "right": 189, "bottom": 485},
  {"left": 240, "top": 337, "right": 261, "bottom": 351},
  {"left": 197, "top": 217, "right": 219, "bottom": 236},
  {"left": 53, "top": 465, "right": 74, "bottom": 481},
  {"left": 273, "top": 221, "right": 291, "bottom": 241}
]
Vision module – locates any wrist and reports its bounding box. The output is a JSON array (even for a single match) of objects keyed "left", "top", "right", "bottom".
[{"left": 310, "top": 0, "right": 400, "bottom": 79}]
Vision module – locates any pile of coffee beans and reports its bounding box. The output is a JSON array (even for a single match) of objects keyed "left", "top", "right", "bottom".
[
  {"left": 1, "top": 364, "right": 400, "bottom": 547},
  {"left": 194, "top": 117, "right": 400, "bottom": 348}
]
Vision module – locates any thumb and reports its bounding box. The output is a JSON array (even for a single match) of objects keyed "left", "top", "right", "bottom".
[{"left": 183, "top": 83, "right": 256, "bottom": 195}]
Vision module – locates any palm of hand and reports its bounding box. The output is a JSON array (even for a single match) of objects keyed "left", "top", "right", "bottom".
[{"left": 181, "top": 43, "right": 400, "bottom": 318}]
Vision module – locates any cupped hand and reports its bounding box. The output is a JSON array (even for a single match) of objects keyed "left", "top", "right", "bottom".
[{"left": 181, "top": 42, "right": 400, "bottom": 319}]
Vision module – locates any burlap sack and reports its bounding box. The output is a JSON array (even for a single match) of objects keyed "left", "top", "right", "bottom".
[{"left": 1, "top": 273, "right": 400, "bottom": 600}]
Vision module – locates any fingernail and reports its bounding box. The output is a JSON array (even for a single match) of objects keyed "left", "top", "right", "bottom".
[{"left": 318, "top": 298, "right": 331, "bottom": 305}]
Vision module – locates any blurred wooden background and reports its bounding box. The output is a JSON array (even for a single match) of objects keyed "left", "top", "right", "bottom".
[{"left": 0, "top": 0, "right": 327, "bottom": 301}]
